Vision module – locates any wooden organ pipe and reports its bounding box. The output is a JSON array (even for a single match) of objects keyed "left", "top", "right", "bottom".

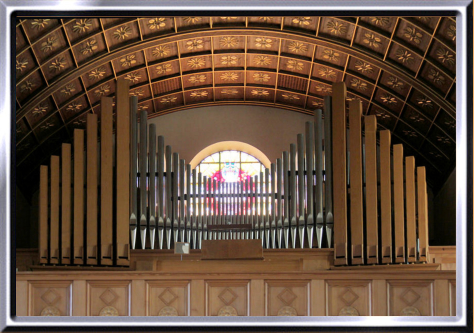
[
  {"left": 129, "top": 96, "right": 138, "bottom": 250},
  {"left": 50, "top": 155, "right": 59, "bottom": 264},
  {"left": 365, "top": 115, "right": 378, "bottom": 264},
  {"left": 393, "top": 144, "right": 405, "bottom": 263},
  {"left": 172, "top": 152, "right": 179, "bottom": 245},
  {"left": 73, "top": 129, "right": 84, "bottom": 265},
  {"left": 323, "top": 96, "right": 333, "bottom": 249},
  {"left": 86, "top": 113, "right": 98, "bottom": 265},
  {"left": 405, "top": 156, "right": 417, "bottom": 263},
  {"left": 61, "top": 143, "right": 71, "bottom": 265},
  {"left": 314, "top": 109, "right": 324, "bottom": 249},
  {"left": 39, "top": 165, "right": 48, "bottom": 264},
  {"left": 380, "top": 130, "right": 392, "bottom": 263},
  {"left": 417, "top": 167, "right": 429, "bottom": 263}
]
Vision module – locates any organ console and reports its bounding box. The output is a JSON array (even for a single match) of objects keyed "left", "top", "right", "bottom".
[{"left": 38, "top": 78, "right": 430, "bottom": 267}]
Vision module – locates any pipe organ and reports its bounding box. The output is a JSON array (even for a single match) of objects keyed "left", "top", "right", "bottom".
[{"left": 38, "top": 79, "right": 429, "bottom": 267}]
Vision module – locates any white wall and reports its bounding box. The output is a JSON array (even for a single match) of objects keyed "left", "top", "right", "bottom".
[{"left": 149, "top": 105, "right": 313, "bottom": 164}]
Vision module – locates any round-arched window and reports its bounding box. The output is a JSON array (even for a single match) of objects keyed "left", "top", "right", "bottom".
[{"left": 195, "top": 150, "right": 265, "bottom": 183}]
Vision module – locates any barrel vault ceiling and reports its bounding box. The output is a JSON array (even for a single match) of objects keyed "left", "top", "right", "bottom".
[{"left": 14, "top": 16, "right": 456, "bottom": 196}]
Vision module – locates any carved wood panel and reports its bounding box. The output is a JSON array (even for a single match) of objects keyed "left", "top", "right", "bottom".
[
  {"left": 28, "top": 281, "right": 72, "bottom": 316},
  {"left": 206, "top": 280, "right": 249, "bottom": 316},
  {"left": 145, "top": 280, "right": 190, "bottom": 316},
  {"left": 326, "top": 280, "right": 371, "bottom": 316},
  {"left": 87, "top": 281, "right": 131, "bottom": 316},
  {"left": 449, "top": 279, "right": 456, "bottom": 316},
  {"left": 388, "top": 280, "right": 433, "bottom": 316},
  {"left": 265, "top": 280, "right": 309, "bottom": 316}
]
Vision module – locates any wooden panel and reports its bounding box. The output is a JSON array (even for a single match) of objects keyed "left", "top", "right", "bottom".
[
  {"left": 310, "top": 279, "right": 326, "bottom": 316},
  {"left": 39, "top": 165, "right": 48, "bottom": 264},
  {"left": 201, "top": 239, "right": 263, "bottom": 260},
  {"left": 393, "top": 144, "right": 405, "bottom": 263},
  {"left": 116, "top": 78, "right": 130, "bottom": 265},
  {"left": 449, "top": 280, "right": 456, "bottom": 316},
  {"left": 87, "top": 281, "right": 130, "bottom": 316},
  {"left": 379, "top": 130, "right": 392, "bottom": 263},
  {"left": 364, "top": 116, "right": 378, "bottom": 264},
  {"left": 86, "top": 113, "right": 98, "bottom": 265},
  {"left": 100, "top": 97, "right": 114, "bottom": 266},
  {"left": 29, "top": 281, "right": 72, "bottom": 316},
  {"left": 326, "top": 280, "right": 371, "bottom": 316},
  {"left": 265, "top": 280, "right": 309, "bottom": 316},
  {"left": 331, "top": 82, "right": 348, "bottom": 265},
  {"left": 190, "top": 280, "right": 205, "bottom": 316},
  {"left": 72, "top": 280, "right": 86, "bottom": 316},
  {"left": 417, "top": 167, "right": 429, "bottom": 262},
  {"left": 405, "top": 156, "right": 416, "bottom": 263},
  {"left": 349, "top": 99, "right": 364, "bottom": 265},
  {"left": 61, "top": 144, "right": 72, "bottom": 265},
  {"left": 434, "top": 279, "right": 449, "bottom": 315},
  {"left": 388, "top": 280, "right": 433, "bottom": 316},
  {"left": 250, "top": 280, "right": 265, "bottom": 316},
  {"left": 372, "top": 280, "right": 387, "bottom": 315},
  {"left": 73, "top": 129, "right": 85, "bottom": 265},
  {"left": 145, "top": 280, "right": 189, "bottom": 316},
  {"left": 206, "top": 280, "right": 249, "bottom": 316},
  {"left": 16, "top": 280, "right": 28, "bottom": 316},
  {"left": 50, "top": 155, "right": 60, "bottom": 264}
]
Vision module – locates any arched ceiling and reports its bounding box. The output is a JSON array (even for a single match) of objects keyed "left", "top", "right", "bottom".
[{"left": 14, "top": 16, "right": 456, "bottom": 195}]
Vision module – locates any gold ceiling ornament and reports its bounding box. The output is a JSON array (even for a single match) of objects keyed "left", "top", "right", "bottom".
[
  {"left": 363, "top": 33, "right": 382, "bottom": 48},
  {"left": 318, "top": 67, "right": 336, "bottom": 79},
  {"left": 282, "top": 93, "right": 300, "bottom": 101},
  {"left": 311, "top": 100, "right": 323, "bottom": 108},
  {"left": 253, "top": 55, "right": 272, "bottom": 66},
  {"left": 427, "top": 69, "right": 445, "bottom": 85},
  {"left": 350, "top": 78, "right": 368, "bottom": 91},
  {"left": 152, "top": 45, "right": 170, "bottom": 58},
  {"left": 395, "top": 48, "right": 414, "bottom": 64},
  {"left": 72, "top": 117, "right": 86, "bottom": 127},
  {"left": 183, "top": 17, "right": 202, "bottom": 24},
  {"left": 137, "top": 104, "right": 149, "bottom": 112},
  {"left": 417, "top": 16, "right": 431, "bottom": 24},
  {"left": 80, "top": 39, "right": 98, "bottom": 55},
  {"left": 113, "top": 25, "right": 132, "bottom": 40},
  {"left": 66, "top": 101, "right": 82, "bottom": 113},
  {"left": 436, "top": 135, "right": 451, "bottom": 145},
  {"left": 17, "top": 141, "right": 30, "bottom": 152},
  {"left": 403, "top": 26, "right": 423, "bottom": 44},
  {"left": 220, "top": 55, "right": 239, "bottom": 65},
  {"left": 40, "top": 121, "right": 55, "bottom": 131},
  {"left": 148, "top": 18, "right": 167, "bottom": 30},
  {"left": 380, "top": 94, "right": 397, "bottom": 105},
  {"left": 402, "top": 129, "right": 418, "bottom": 138},
  {"left": 286, "top": 59, "right": 304, "bottom": 71},
  {"left": 322, "top": 49, "right": 340, "bottom": 62},
  {"left": 221, "top": 89, "right": 239, "bottom": 95},
  {"left": 327, "top": 20, "right": 348, "bottom": 35},
  {"left": 89, "top": 66, "right": 106, "bottom": 80},
  {"left": 446, "top": 24, "right": 456, "bottom": 41},
  {"left": 32, "top": 103, "right": 48, "bottom": 116},
  {"left": 259, "top": 17, "right": 273, "bottom": 22},
  {"left": 355, "top": 60, "right": 374, "bottom": 74},
  {"left": 20, "top": 79, "right": 36, "bottom": 93},
  {"left": 375, "top": 109, "right": 390, "bottom": 119},
  {"left": 288, "top": 41, "right": 308, "bottom": 53},
  {"left": 436, "top": 48, "right": 455, "bottom": 66},
  {"left": 40, "top": 36, "right": 58, "bottom": 53},
  {"left": 94, "top": 84, "right": 110, "bottom": 97},
  {"left": 73, "top": 19, "right": 92, "bottom": 33},
  {"left": 120, "top": 54, "right": 137, "bottom": 67},
  {"left": 31, "top": 19, "right": 50, "bottom": 30},
  {"left": 416, "top": 96, "right": 433, "bottom": 108},
  {"left": 292, "top": 17, "right": 312, "bottom": 26},
  {"left": 16, "top": 58, "right": 28, "bottom": 72},
  {"left": 314, "top": 84, "right": 332, "bottom": 93},
  {"left": 409, "top": 112, "right": 425, "bottom": 123},
  {"left": 188, "top": 74, "right": 207, "bottom": 84},
  {"left": 251, "top": 89, "right": 270, "bottom": 97},
  {"left": 130, "top": 88, "right": 145, "bottom": 97},
  {"left": 220, "top": 17, "right": 238, "bottom": 20},
  {"left": 255, "top": 37, "right": 273, "bottom": 48},
  {"left": 187, "top": 57, "right": 206, "bottom": 69},
  {"left": 253, "top": 72, "right": 271, "bottom": 82},
  {"left": 370, "top": 17, "right": 390, "bottom": 26},
  {"left": 60, "top": 83, "right": 76, "bottom": 96},
  {"left": 387, "top": 76, "right": 405, "bottom": 90},
  {"left": 155, "top": 63, "right": 172, "bottom": 75},
  {"left": 220, "top": 72, "right": 239, "bottom": 81},
  {"left": 190, "top": 90, "right": 209, "bottom": 98},
  {"left": 124, "top": 71, "right": 141, "bottom": 83},
  {"left": 161, "top": 96, "right": 178, "bottom": 104},
  {"left": 186, "top": 39, "right": 204, "bottom": 50},
  {"left": 444, "top": 119, "right": 455, "bottom": 129},
  {"left": 429, "top": 151, "right": 443, "bottom": 159},
  {"left": 219, "top": 36, "right": 239, "bottom": 48},
  {"left": 49, "top": 57, "right": 66, "bottom": 72}
]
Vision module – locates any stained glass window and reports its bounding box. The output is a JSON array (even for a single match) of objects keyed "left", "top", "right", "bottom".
[{"left": 196, "top": 150, "right": 265, "bottom": 183}]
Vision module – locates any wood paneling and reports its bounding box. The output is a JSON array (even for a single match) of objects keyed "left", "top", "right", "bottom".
[
  {"left": 28, "top": 281, "right": 72, "bottom": 316},
  {"left": 265, "top": 280, "right": 309, "bottom": 316},
  {"left": 388, "top": 280, "right": 433, "bottom": 316},
  {"left": 449, "top": 280, "right": 456, "bottom": 316},
  {"left": 145, "top": 281, "right": 189, "bottom": 316},
  {"left": 326, "top": 280, "right": 371, "bottom": 316},
  {"left": 206, "top": 280, "right": 249, "bottom": 316},
  {"left": 250, "top": 280, "right": 265, "bottom": 316},
  {"left": 87, "top": 281, "right": 131, "bottom": 316}
]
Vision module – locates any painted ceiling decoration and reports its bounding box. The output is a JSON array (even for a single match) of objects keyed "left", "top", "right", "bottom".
[{"left": 15, "top": 16, "right": 456, "bottom": 195}]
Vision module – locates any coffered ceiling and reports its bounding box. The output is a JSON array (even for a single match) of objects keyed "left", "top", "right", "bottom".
[{"left": 14, "top": 16, "right": 456, "bottom": 195}]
